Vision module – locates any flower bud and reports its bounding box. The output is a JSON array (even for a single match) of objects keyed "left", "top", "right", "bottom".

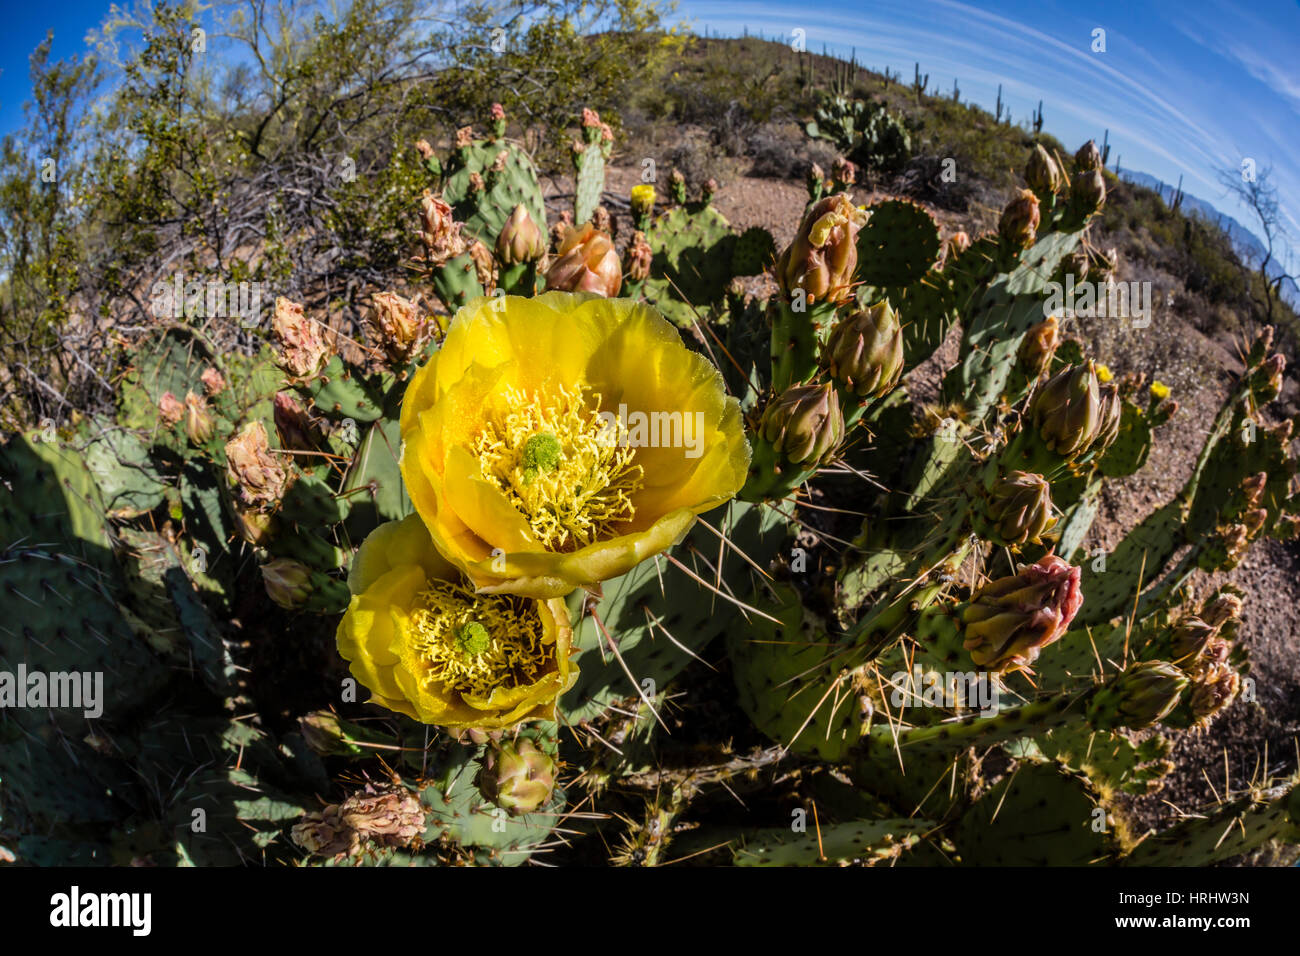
[
  {"left": 261, "top": 557, "right": 313, "bottom": 609},
  {"left": 774, "top": 194, "right": 868, "bottom": 305},
  {"left": 1029, "top": 361, "right": 1103, "bottom": 458},
  {"left": 701, "top": 179, "right": 718, "bottom": 205},
  {"left": 1150, "top": 398, "right": 1178, "bottom": 427},
  {"left": 1074, "top": 139, "right": 1102, "bottom": 172},
  {"left": 477, "top": 738, "right": 556, "bottom": 816},
  {"left": 831, "top": 156, "right": 857, "bottom": 188},
  {"left": 1252, "top": 353, "right": 1285, "bottom": 402},
  {"left": 468, "top": 239, "right": 495, "bottom": 293},
  {"left": 1221, "top": 523, "right": 1250, "bottom": 558},
  {"left": 623, "top": 230, "right": 653, "bottom": 283},
  {"left": 415, "top": 139, "right": 441, "bottom": 179},
  {"left": 591, "top": 204, "right": 614, "bottom": 236},
  {"left": 1248, "top": 325, "right": 1274, "bottom": 366},
  {"left": 234, "top": 501, "right": 277, "bottom": 546},
  {"left": 549, "top": 210, "right": 573, "bottom": 250},
  {"left": 1198, "top": 638, "right": 1232, "bottom": 670},
  {"left": 1273, "top": 513, "right": 1300, "bottom": 541},
  {"left": 1025, "top": 143, "right": 1063, "bottom": 194},
  {"left": 944, "top": 230, "right": 971, "bottom": 262},
  {"left": 982, "top": 470, "right": 1057, "bottom": 546},
  {"left": 414, "top": 189, "right": 467, "bottom": 265},
  {"left": 760, "top": 382, "right": 845, "bottom": 466},
  {"left": 806, "top": 162, "right": 826, "bottom": 201},
  {"left": 273, "top": 391, "right": 321, "bottom": 452},
  {"left": 1188, "top": 664, "right": 1240, "bottom": 724},
  {"left": 1241, "top": 471, "right": 1268, "bottom": 503},
  {"left": 366, "top": 291, "right": 433, "bottom": 367},
  {"left": 298, "top": 711, "right": 354, "bottom": 756},
  {"left": 823, "top": 300, "right": 904, "bottom": 398},
  {"left": 200, "top": 367, "right": 226, "bottom": 396},
  {"left": 489, "top": 102, "right": 506, "bottom": 139},
  {"left": 1094, "top": 383, "right": 1123, "bottom": 452},
  {"left": 669, "top": 168, "right": 687, "bottom": 205},
  {"left": 1169, "top": 616, "right": 1217, "bottom": 663},
  {"left": 544, "top": 222, "right": 622, "bottom": 297},
  {"left": 1072, "top": 167, "right": 1106, "bottom": 214},
  {"left": 460, "top": 727, "right": 504, "bottom": 747},
  {"left": 626, "top": 182, "right": 655, "bottom": 223},
  {"left": 1087, "top": 661, "right": 1188, "bottom": 730},
  {"left": 272, "top": 297, "right": 332, "bottom": 381},
  {"left": 1019, "top": 315, "right": 1060, "bottom": 378},
  {"left": 159, "top": 391, "right": 184, "bottom": 426},
  {"left": 1201, "top": 591, "right": 1244, "bottom": 630},
  {"left": 495, "top": 203, "right": 546, "bottom": 265},
  {"left": 999, "top": 189, "right": 1040, "bottom": 247},
  {"left": 225, "top": 421, "right": 289, "bottom": 508},
  {"left": 184, "top": 391, "right": 215, "bottom": 445},
  {"left": 962, "top": 554, "right": 1083, "bottom": 673}
]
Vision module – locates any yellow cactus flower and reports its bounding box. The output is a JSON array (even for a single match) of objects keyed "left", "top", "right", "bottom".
[
  {"left": 630, "top": 184, "right": 657, "bottom": 218},
  {"left": 1095, "top": 363, "right": 1113, "bottom": 383},
  {"left": 399, "top": 291, "right": 750, "bottom": 598},
  {"left": 336, "top": 514, "right": 577, "bottom": 728},
  {"left": 1150, "top": 380, "right": 1171, "bottom": 400}
]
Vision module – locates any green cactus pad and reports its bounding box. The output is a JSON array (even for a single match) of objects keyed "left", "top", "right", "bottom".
[
  {"left": 949, "top": 763, "right": 1120, "bottom": 865},
  {"left": 573, "top": 144, "right": 607, "bottom": 226},
  {"left": 642, "top": 204, "right": 738, "bottom": 328},
  {"left": 1097, "top": 400, "right": 1153, "bottom": 477},
  {"left": 443, "top": 139, "right": 547, "bottom": 250},
  {"left": 733, "top": 818, "right": 932, "bottom": 866},
  {"left": 342, "top": 417, "right": 411, "bottom": 536},
  {"left": 731, "top": 226, "right": 776, "bottom": 276},
  {"left": 561, "top": 499, "right": 789, "bottom": 723},
  {"left": 856, "top": 199, "right": 941, "bottom": 287}
]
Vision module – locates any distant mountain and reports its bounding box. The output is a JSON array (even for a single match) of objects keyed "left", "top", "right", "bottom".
[{"left": 1119, "top": 169, "right": 1298, "bottom": 304}]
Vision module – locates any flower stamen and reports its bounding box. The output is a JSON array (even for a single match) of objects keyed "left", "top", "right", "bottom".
[
  {"left": 473, "top": 383, "right": 644, "bottom": 551},
  {"left": 411, "top": 581, "right": 546, "bottom": 698}
]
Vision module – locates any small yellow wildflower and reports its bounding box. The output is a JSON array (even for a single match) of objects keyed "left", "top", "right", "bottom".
[
  {"left": 1150, "top": 380, "right": 1171, "bottom": 400},
  {"left": 1095, "top": 363, "right": 1114, "bottom": 383}
]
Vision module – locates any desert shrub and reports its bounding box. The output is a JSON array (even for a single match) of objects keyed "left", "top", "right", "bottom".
[{"left": 747, "top": 124, "right": 838, "bottom": 180}]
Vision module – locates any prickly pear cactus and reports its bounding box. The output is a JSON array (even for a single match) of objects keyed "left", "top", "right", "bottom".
[{"left": 3, "top": 101, "right": 1297, "bottom": 872}]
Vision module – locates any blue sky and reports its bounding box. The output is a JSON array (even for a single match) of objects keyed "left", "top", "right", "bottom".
[
  {"left": 2, "top": 0, "right": 1297, "bottom": 261},
  {"left": 675, "top": 0, "right": 1300, "bottom": 258},
  {"left": 0, "top": 1, "right": 107, "bottom": 136}
]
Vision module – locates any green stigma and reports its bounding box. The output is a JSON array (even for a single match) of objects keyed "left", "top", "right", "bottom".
[
  {"left": 521, "top": 432, "right": 562, "bottom": 484},
  {"left": 455, "top": 621, "right": 491, "bottom": 656}
]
